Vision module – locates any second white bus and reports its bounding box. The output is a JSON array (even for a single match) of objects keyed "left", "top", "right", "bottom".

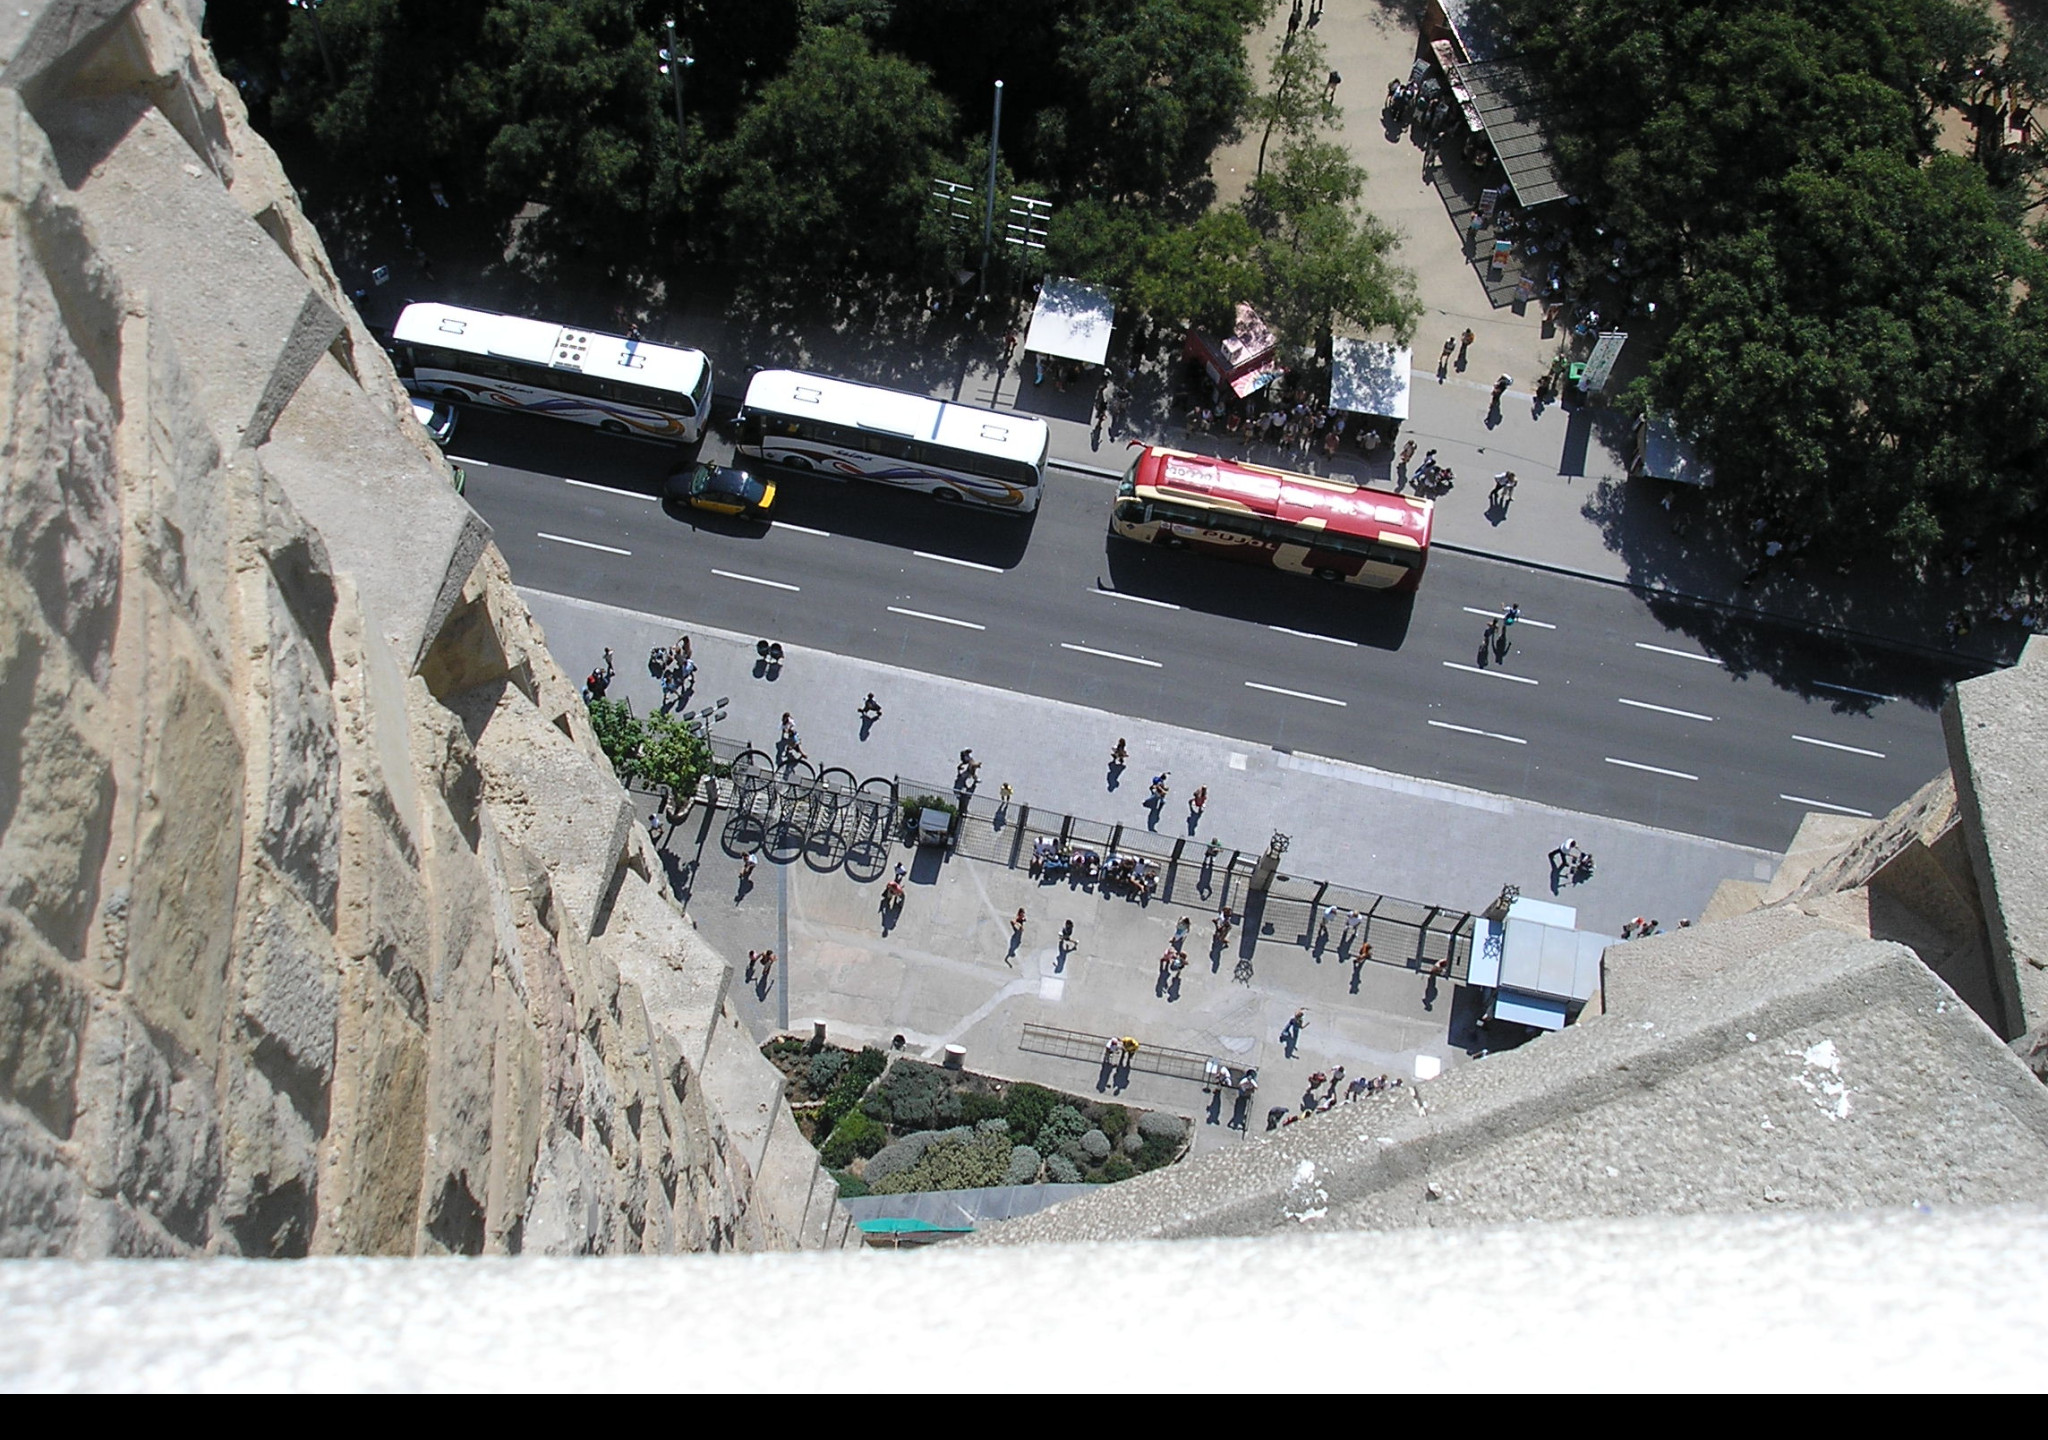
[
  {"left": 734, "top": 369, "right": 1049, "bottom": 512},
  {"left": 392, "top": 302, "right": 713, "bottom": 442}
]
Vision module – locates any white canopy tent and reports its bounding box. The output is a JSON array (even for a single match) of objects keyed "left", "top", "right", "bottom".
[
  {"left": 1023, "top": 277, "right": 1116, "bottom": 367},
  {"left": 1468, "top": 896, "right": 1612, "bottom": 1031},
  {"left": 1328, "top": 339, "right": 1413, "bottom": 421}
]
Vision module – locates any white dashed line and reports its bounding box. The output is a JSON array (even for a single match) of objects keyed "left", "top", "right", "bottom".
[
  {"left": 1813, "top": 680, "right": 1897, "bottom": 702},
  {"left": 1095, "top": 589, "right": 1181, "bottom": 610},
  {"left": 1245, "top": 681, "right": 1348, "bottom": 707},
  {"left": 1618, "top": 698, "right": 1716, "bottom": 722},
  {"left": 711, "top": 568, "right": 800, "bottom": 592},
  {"left": 446, "top": 455, "right": 491, "bottom": 468},
  {"left": 888, "top": 605, "right": 986, "bottom": 631},
  {"left": 1270, "top": 625, "right": 1358, "bottom": 647},
  {"left": 772, "top": 520, "right": 830, "bottom": 537},
  {"left": 1442, "top": 661, "right": 1538, "bottom": 685},
  {"left": 915, "top": 551, "right": 1004, "bottom": 573},
  {"left": 1793, "top": 735, "right": 1887, "bottom": 759},
  {"left": 1635, "top": 642, "right": 1725, "bottom": 666},
  {"left": 565, "top": 477, "right": 656, "bottom": 500},
  {"left": 1428, "top": 719, "right": 1526, "bottom": 744},
  {"left": 1780, "top": 794, "right": 1874, "bottom": 817},
  {"left": 1461, "top": 606, "right": 1556, "bottom": 630},
  {"left": 537, "top": 531, "right": 630, "bottom": 556},
  {"left": 1604, "top": 757, "right": 1699, "bottom": 781},
  {"left": 1060, "top": 642, "right": 1162, "bottom": 668}
]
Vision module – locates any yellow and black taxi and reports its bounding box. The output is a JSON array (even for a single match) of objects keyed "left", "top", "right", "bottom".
[{"left": 664, "top": 460, "right": 776, "bottom": 518}]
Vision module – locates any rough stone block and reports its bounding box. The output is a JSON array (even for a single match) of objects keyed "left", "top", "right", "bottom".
[
  {"left": 70, "top": 999, "right": 222, "bottom": 1248},
  {"left": 0, "top": 1103, "right": 82, "bottom": 1256},
  {"left": 0, "top": 914, "right": 90, "bottom": 1137}
]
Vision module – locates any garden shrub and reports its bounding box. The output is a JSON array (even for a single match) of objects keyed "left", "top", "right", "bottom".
[
  {"left": 869, "top": 1131, "right": 1010, "bottom": 1195},
  {"left": 1080, "top": 1129, "right": 1112, "bottom": 1161},
  {"left": 830, "top": 1169, "right": 870, "bottom": 1199},
  {"left": 807, "top": 1048, "right": 848, "bottom": 1093},
  {"left": 875, "top": 1059, "right": 955, "bottom": 1130},
  {"left": 1001, "top": 1083, "right": 1060, "bottom": 1148},
  {"left": 820, "top": 1110, "right": 886, "bottom": 1168},
  {"left": 1120, "top": 1133, "right": 1144, "bottom": 1156},
  {"left": 1091, "top": 1104, "right": 1131, "bottom": 1142},
  {"left": 1044, "top": 1154, "right": 1081, "bottom": 1184},
  {"left": 1005, "top": 1145, "right": 1043, "bottom": 1185},
  {"left": 974, "top": 1117, "right": 1008, "bottom": 1135},
  {"left": 1137, "top": 1109, "right": 1187, "bottom": 1143},
  {"left": 1037, "top": 1104, "right": 1090, "bottom": 1154},
  {"left": 1099, "top": 1155, "right": 1136, "bottom": 1183},
  {"left": 960, "top": 1091, "right": 1007, "bottom": 1126},
  {"left": 816, "top": 1046, "right": 888, "bottom": 1132},
  {"left": 862, "top": 1135, "right": 932, "bottom": 1185}
]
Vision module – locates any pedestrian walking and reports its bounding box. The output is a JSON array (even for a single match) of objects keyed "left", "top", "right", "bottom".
[
  {"left": 1189, "top": 785, "right": 1208, "bottom": 819},
  {"left": 1173, "top": 916, "right": 1192, "bottom": 949},
  {"left": 746, "top": 949, "right": 760, "bottom": 980},
  {"left": 1110, "top": 738, "right": 1129, "bottom": 767},
  {"left": 1440, "top": 336, "right": 1456, "bottom": 367},
  {"left": 738, "top": 851, "right": 757, "bottom": 889},
  {"left": 1342, "top": 909, "right": 1363, "bottom": 944},
  {"left": 755, "top": 948, "right": 777, "bottom": 987},
  {"left": 1458, "top": 328, "right": 1476, "bottom": 364},
  {"left": 1503, "top": 602, "right": 1521, "bottom": 629},
  {"left": 1549, "top": 837, "right": 1578, "bottom": 868},
  {"left": 999, "top": 781, "right": 1014, "bottom": 807},
  {"left": 1491, "top": 471, "right": 1517, "bottom": 504},
  {"left": 1003, "top": 326, "right": 1019, "bottom": 362},
  {"left": 1149, "top": 772, "right": 1170, "bottom": 801},
  {"left": 858, "top": 692, "right": 883, "bottom": 723},
  {"left": 1120, "top": 1036, "right": 1140, "bottom": 1068},
  {"left": 1011, "top": 908, "right": 1027, "bottom": 939},
  {"left": 1104, "top": 1036, "right": 1124, "bottom": 1067},
  {"left": 1287, "top": 1007, "right": 1308, "bottom": 1037}
]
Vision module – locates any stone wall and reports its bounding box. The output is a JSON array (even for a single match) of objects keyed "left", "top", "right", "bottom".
[{"left": 0, "top": 0, "right": 851, "bottom": 1256}]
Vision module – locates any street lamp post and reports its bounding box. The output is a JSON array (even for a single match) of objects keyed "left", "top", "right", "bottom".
[
  {"left": 288, "top": 0, "right": 336, "bottom": 84},
  {"left": 661, "top": 20, "right": 694, "bottom": 152},
  {"left": 978, "top": 79, "right": 1003, "bottom": 300}
]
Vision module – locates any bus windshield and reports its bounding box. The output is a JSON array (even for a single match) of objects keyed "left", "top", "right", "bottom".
[
  {"left": 392, "top": 302, "right": 712, "bottom": 442},
  {"left": 1111, "top": 445, "right": 1432, "bottom": 591},
  {"left": 734, "top": 369, "right": 1048, "bottom": 513}
]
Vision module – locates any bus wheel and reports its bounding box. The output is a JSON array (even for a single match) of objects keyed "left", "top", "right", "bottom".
[
  {"left": 932, "top": 487, "right": 963, "bottom": 505},
  {"left": 600, "top": 420, "right": 630, "bottom": 435},
  {"left": 1160, "top": 534, "right": 1188, "bottom": 549},
  {"left": 441, "top": 387, "right": 467, "bottom": 402},
  {"left": 1314, "top": 567, "right": 1342, "bottom": 582},
  {"left": 780, "top": 455, "right": 813, "bottom": 470}
]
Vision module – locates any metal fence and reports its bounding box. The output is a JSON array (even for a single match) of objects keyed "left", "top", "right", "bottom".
[{"left": 1018, "top": 1023, "right": 1214, "bottom": 1084}]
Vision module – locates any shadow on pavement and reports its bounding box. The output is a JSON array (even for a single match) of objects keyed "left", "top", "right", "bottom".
[
  {"left": 738, "top": 464, "right": 1038, "bottom": 570},
  {"left": 1102, "top": 536, "right": 1417, "bottom": 649},
  {"left": 446, "top": 406, "right": 690, "bottom": 491}
]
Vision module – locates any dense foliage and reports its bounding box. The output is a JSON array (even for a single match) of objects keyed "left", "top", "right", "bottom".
[{"left": 1498, "top": 0, "right": 2048, "bottom": 572}]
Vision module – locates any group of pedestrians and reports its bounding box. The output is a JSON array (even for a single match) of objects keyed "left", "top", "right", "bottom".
[{"left": 648, "top": 634, "right": 695, "bottom": 708}]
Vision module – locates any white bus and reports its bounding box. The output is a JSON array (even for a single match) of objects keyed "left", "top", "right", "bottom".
[
  {"left": 391, "top": 302, "right": 713, "bottom": 442},
  {"left": 734, "top": 369, "right": 1049, "bottom": 512}
]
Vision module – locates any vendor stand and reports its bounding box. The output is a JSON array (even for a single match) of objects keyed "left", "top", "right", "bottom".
[
  {"left": 1185, "top": 302, "right": 1284, "bottom": 401},
  {"left": 1327, "top": 338, "right": 1412, "bottom": 447}
]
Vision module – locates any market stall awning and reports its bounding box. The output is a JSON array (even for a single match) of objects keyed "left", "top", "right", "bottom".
[
  {"left": 1328, "top": 339, "right": 1412, "bottom": 420},
  {"left": 1493, "top": 991, "right": 1571, "bottom": 1030},
  {"left": 1448, "top": 58, "right": 1568, "bottom": 208},
  {"left": 1024, "top": 276, "right": 1116, "bottom": 367}
]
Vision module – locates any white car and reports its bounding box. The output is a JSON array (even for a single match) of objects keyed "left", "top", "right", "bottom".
[{"left": 411, "top": 395, "right": 458, "bottom": 447}]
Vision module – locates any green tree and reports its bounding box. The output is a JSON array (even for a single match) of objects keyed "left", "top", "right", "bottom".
[
  {"left": 637, "top": 712, "right": 714, "bottom": 816},
  {"left": 714, "top": 25, "right": 957, "bottom": 278},
  {"left": 586, "top": 698, "right": 644, "bottom": 780},
  {"left": 1243, "top": 29, "right": 1337, "bottom": 185},
  {"left": 1243, "top": 139, "right": 1419, "bottom": 352}
]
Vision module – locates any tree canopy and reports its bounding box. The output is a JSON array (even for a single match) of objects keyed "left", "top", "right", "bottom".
[{"left": 1497, "top": 0, "right": 2048, "bottom": 572}]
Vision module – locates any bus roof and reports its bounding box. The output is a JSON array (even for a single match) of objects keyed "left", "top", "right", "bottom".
[
  {"left": 1131, "top": 446, "right": 1433, "bottom": 546},
  {"left": 393, "top": 302, "right": 707, "bottom": 396},
  {"left": 743, "top": 369, "right": 1050, "bottom": 467}
]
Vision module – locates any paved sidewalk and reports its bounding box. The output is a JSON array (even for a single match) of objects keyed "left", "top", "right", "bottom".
[{"left": 528, "top": 587, "right": 1775, "bottom": 1152}]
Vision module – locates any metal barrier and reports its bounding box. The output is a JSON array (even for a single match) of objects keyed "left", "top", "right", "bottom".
[{"left": 1018, "top": 1023, "right": 1215, "bottom": 1084}]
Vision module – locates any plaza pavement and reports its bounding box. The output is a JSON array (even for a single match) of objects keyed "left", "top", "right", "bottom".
[{"left": 526, "top": 587, "right": 1776, "bottom": 1153}]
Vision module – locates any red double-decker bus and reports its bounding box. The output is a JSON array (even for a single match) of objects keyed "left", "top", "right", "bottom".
[{"left": 1111, "top": 445, "right": 1433, "bottom": 592}]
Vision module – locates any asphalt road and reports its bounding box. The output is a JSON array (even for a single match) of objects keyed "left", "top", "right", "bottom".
[{"left": 447, "top": 407, "right": 1969, "bottom": 852}]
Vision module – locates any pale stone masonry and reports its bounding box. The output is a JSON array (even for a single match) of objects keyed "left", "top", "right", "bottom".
[{"left": 0, "top": 0, "right": 851, "bottom": 1256}]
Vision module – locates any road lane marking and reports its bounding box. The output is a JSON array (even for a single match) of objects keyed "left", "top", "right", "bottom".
[
  {"left": 1814, "top": 680, "right": 1897, "bottom": 702},
  {"left": 1635, "top": 642, "right": 1724, "bottom": 666},
  {"left": 1060, "top": 642, "right": 1161, "bottom": 668},
  {"left": 1461, "top": 605, "right": 1556, "bottom": 630},
  {"left": 1270, "top": 625, "right": 1358, "bottom": 647},
  {"left": 1246, "top": 681, "right": 1347, "bottom": 706},
  {"left": 711, "top": 568, "right": 800, "bottom": 591},
  {"left": 1780, "top": 794, "right": 1874, "bottom": 817},
  {"left": 915, "top": 550, "right": 1004, "bottom": 573},
  {"left": 1618, "top": 698, "right": 1716, "bottom": 722},
  {"left": 565, "top": 477, "right": 657, "bottom": 500},
  {"left": 1604, "top": 756, "right": 1699, "bottom": 781},
  {"left": 1428, "top": 719, "right": 1526, "bottom": 744},
  {"left": 1443, "top": 661, "right": 1538, "bottom": 685},
  {"left": 537, "top": 531, "right": 630, "bottom": 556},
  {"left": 1793, "top": 734, "right": 1887, "bottom": 759},
  {"left": 772, "top": 520, "right": 830, "bottom": 537},
  {"left": 1095, "top": 589, "right": 1181, "bottom": 610},
  {"left": 447, "top": 455, "right": 491, "bottom": 468},
  {"left": 888, "top": 605, "right": 986, "bottom": 631}
]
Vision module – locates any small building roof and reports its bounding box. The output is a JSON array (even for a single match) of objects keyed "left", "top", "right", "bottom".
[
  {"left": 1024, "top": 276, "right": 1116, "bottom": 367},
  {"left": 1450, "top": 59, "right": 1569, "bottom": 208},
  {"left": 1329, "top": 339, "right": 1413, "bottom": 420}
]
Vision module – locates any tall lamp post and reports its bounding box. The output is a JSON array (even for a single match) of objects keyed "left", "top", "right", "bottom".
[
  {"left": 660, "top": 19, "right": 694, "bottom": 153},
  {"left": 288, "top": 0, "right": 336, "bottom": 84}
]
